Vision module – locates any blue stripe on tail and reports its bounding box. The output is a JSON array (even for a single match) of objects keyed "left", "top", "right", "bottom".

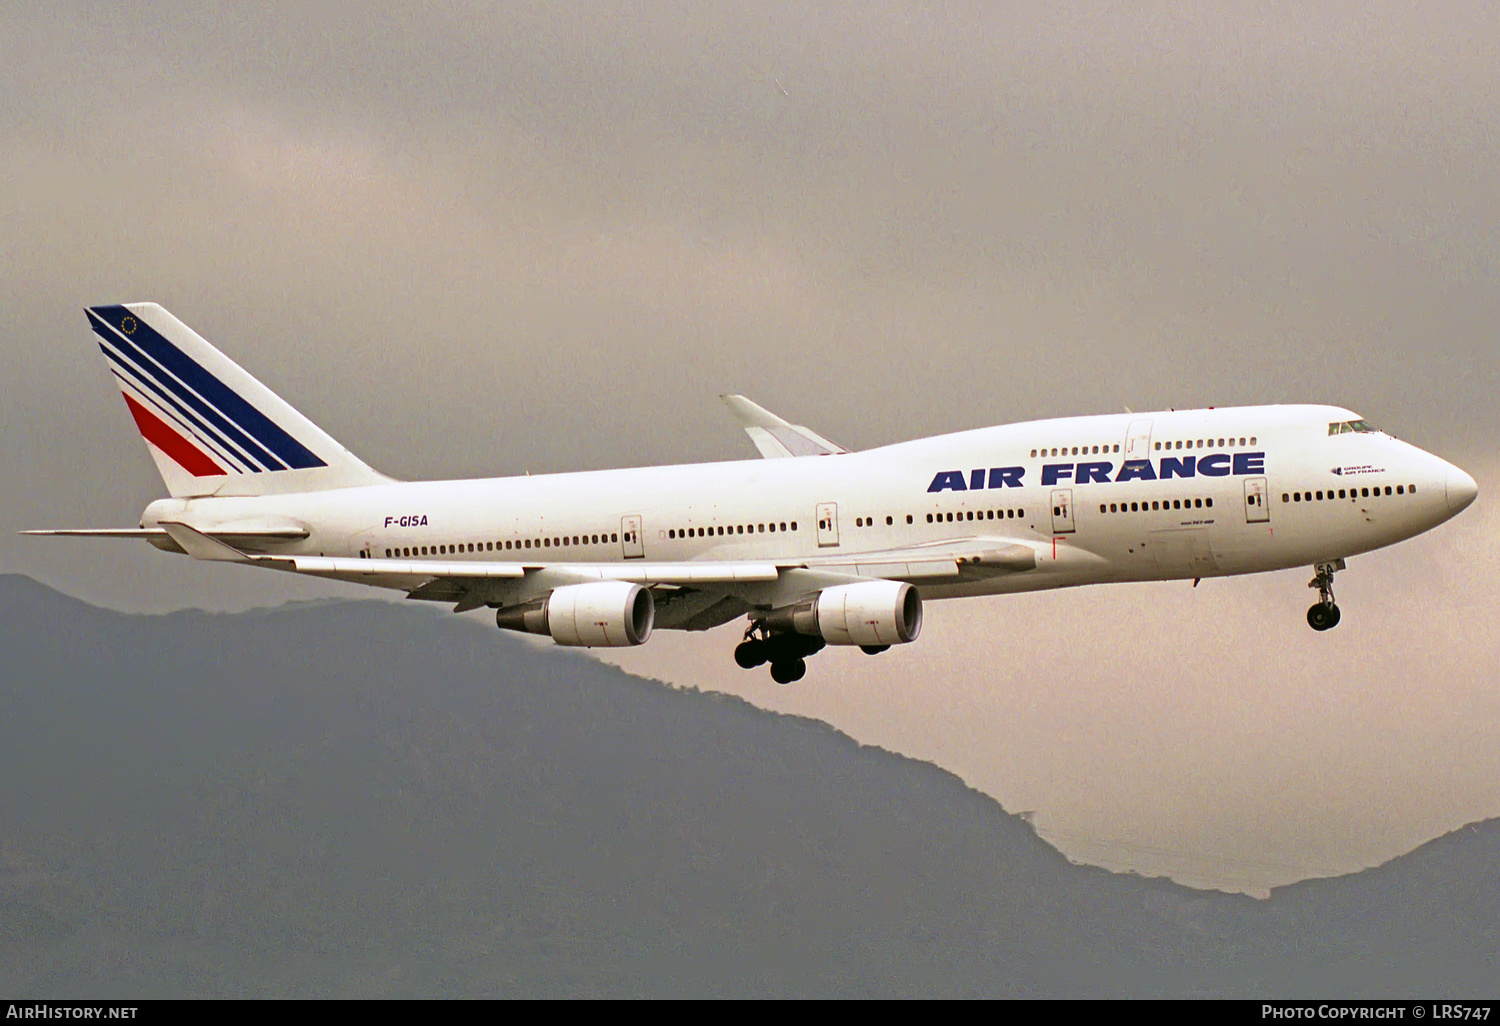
[{"left": 90, "top": 306, "right": 327, "bottom": 470}]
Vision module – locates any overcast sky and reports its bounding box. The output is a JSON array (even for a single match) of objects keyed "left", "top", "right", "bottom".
[{"left": 3, "top": 2, "right": 1496, "bottom": 893}]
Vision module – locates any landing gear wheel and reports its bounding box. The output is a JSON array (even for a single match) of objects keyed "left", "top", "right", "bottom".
[
  {"left": 1306, "top": 560, "right": 1346, "bottom": 632},
  {"left": 769, "top": 658, "right": 806, "bottom": 685},
  {"left": 859, "top": 645, "right": 890, "bottom": 656},
  {"left": 734, "top": 640, "right": 768, "bottom": 669},
  {"left": 1307, "top": 603, "right": 1341, "bottom": 631}
]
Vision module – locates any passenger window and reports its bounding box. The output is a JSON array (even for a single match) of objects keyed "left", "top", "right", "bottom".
[
  {"left": 1109, "top": 503, "right": 1117, "bottom": 513},
  {"left": 1173, "top": 499, "right": 1181, "bottom": 509},
  {"left": 1396, "top": 485, "right": 1404, "bottom": 495},
  {"left": 1130, "top": 502, "right": 1138, "bottom": 512},
  {"left": 790, "top": 522, "right": 797, "bottom": 531},
  {"left": 905, "top": 515, "right": 912, "bottom": 524},
  {"left": 927, "top": 513, "right": 934, "bottom": 523},
  {"left": 1030, "top": 449, "right": 1037, "bottom": 457},
  {"left": 1155, "top": 442, "right": 1161, "bottom": 450},
  {"left": 1409, "top": 484, "right": 1416, "bottom": 493},
  {"left": 1385, "top": 486, "right": 1392, "bottom": 495},
  {"left": 1194, "top": 498, "right": 1202, "bottom": 508},
  {"left": 1006, "top": 509, "right": 1014, "bottom": 518},
  {"left": 1206, "top": 498, "right": 1213, "bottom": 507},
  {"left": 1099, "top": 504, "right": 1106, "bottom": 513},
  {"left": 612, "top": 533, "right": 619, "bottom": 542},
  {"left": 1112, "top": 444, "right": 1119, "bottom": 453},
  {"left": 1250, "top": 437, "right": 1256, "bottom": 444}
]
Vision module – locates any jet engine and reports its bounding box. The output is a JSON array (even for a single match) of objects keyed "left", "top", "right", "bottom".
[
  {"left": 764, "top": 580, "right": 922, "bottom": 647},
  {"left": 495, "top": 581, "right": 654, "bottom": 647}
]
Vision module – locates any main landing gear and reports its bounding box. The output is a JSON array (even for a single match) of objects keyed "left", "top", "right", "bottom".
[
  {"left": 1306, "top": 559, "right": 1345, "bottom": 632},
  {"left": 735, "top": 624, "right": 826, "bottom": 685}
]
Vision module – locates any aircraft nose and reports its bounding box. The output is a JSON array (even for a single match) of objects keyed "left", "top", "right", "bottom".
[{"left": 1446, "top": 465, "right": 1478, "bottom": 515}]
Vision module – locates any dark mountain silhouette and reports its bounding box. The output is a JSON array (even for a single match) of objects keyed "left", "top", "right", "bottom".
[{"left": 0, "top": 574, "right": 1494, "bottom": 997}]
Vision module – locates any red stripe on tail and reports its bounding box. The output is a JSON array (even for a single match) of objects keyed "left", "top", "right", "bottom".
[{"left": 121, "top": 394, "right": 225, "bottom": 477}]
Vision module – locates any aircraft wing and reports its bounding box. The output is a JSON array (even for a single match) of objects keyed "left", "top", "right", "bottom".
[
  {"left": 720, "top": 395, "right": 849, "bottom": 458},
  {"left": 157, "top": 523, "right": 1038, "bottom": 614}
]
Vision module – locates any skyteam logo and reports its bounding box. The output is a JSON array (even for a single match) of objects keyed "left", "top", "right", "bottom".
[
  {"left": 927, "top": 453, "right": 1265, "bottom": 492},
  {"left": 87, "top": 305, "right": 327, "bottom": 478}
]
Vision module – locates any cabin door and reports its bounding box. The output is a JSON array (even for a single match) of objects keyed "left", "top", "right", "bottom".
[
  {"left": 816, "top": 502, "right": 840, "bottom": 547},
  {"left": 621, "top": 515, "right": 645, "bottom": 559},
  {"left": 1050, "top": 489, "right": 1076, "bottom": 534},
  {"left": 1243, "top": 478, "right": 1270, "bottom": 523}
]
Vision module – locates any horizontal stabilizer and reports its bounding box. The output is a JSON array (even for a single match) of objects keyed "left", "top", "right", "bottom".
[{"left": 720, "top": 395, "right": 848, "bottom": 458}]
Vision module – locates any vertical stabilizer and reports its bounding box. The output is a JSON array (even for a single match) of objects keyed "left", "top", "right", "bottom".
[{"left": 86, "top": 303, "right": 391, "bottom": 498}]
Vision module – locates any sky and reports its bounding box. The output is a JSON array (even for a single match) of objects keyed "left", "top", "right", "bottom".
[{"left": 2, "top": 2, "right": 1496, "bottom": 893}]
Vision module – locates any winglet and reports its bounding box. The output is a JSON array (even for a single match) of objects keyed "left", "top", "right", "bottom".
[
  {"left": 159, "top": 522, "right": 252, "bottom": 563},
  {"left": 719, "top": 395, "right": 849, "bottom": 458}
]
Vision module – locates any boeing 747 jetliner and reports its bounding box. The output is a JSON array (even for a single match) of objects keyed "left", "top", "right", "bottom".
[{"left": 29, "top": 304, "right": 1479, "bottom": 683}]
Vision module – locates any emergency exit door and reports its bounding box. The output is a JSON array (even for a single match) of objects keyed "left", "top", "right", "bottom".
[
  {"left": 621, "top": 515, "right": 645, "bottom": 558},
  {"left": 1050, "top": 489, "right": 1076, "bottom": 534},
  {"left": 1243, "top": 478, "right": 1270, "bottom": 523},
  {"left": 816, "top": 502, "right": 840, "bottom": 547}
]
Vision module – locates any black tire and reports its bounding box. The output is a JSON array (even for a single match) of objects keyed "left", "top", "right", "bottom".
[
  {"left": 860, "top": 644, "right": 890, "bottom": 656},
  {"left": 770, "top": 658, "right": 806, "bottom": 685},
  {"left": 1307, "top": 603, "right": 1339, "bottom": 631},
  {"left": 1325, "top": 603, "right": 1341, "bottom": 628},
  {"left": 735, "top": 640, "right": 767, "bottom": 669}
]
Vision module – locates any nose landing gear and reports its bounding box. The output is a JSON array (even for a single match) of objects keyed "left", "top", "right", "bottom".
[{"left": 1306, "top": 559, "right": 1345, "bottom": 631}]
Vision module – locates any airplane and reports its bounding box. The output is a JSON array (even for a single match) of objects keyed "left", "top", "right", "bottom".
[{"left": 27, "top": 303, "right": 1479, "bottom": 684}]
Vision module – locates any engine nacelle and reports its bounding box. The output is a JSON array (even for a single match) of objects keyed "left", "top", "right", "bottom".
[
  {"left": 764, "top": 581, "right": 922, "bottom": 647},
  {"left": 495, "top": 581, "right": 654, "bottom": 647}
]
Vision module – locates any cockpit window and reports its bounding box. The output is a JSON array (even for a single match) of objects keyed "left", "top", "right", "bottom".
[{"left": 1328, "top": 419, "right": 1378, "bottom": 435}]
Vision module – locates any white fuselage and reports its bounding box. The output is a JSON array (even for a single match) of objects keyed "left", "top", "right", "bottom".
[{"left": 140, "top": 404, "right": 1474, "bottom": 610}]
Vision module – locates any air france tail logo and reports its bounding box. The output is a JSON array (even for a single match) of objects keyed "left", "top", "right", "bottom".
[
  {"left": 927, "top": 453, "right": 1266, "bottom": 492},
  {"left": 87, "top": 305, "right": 326, "bottom": 477}
]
